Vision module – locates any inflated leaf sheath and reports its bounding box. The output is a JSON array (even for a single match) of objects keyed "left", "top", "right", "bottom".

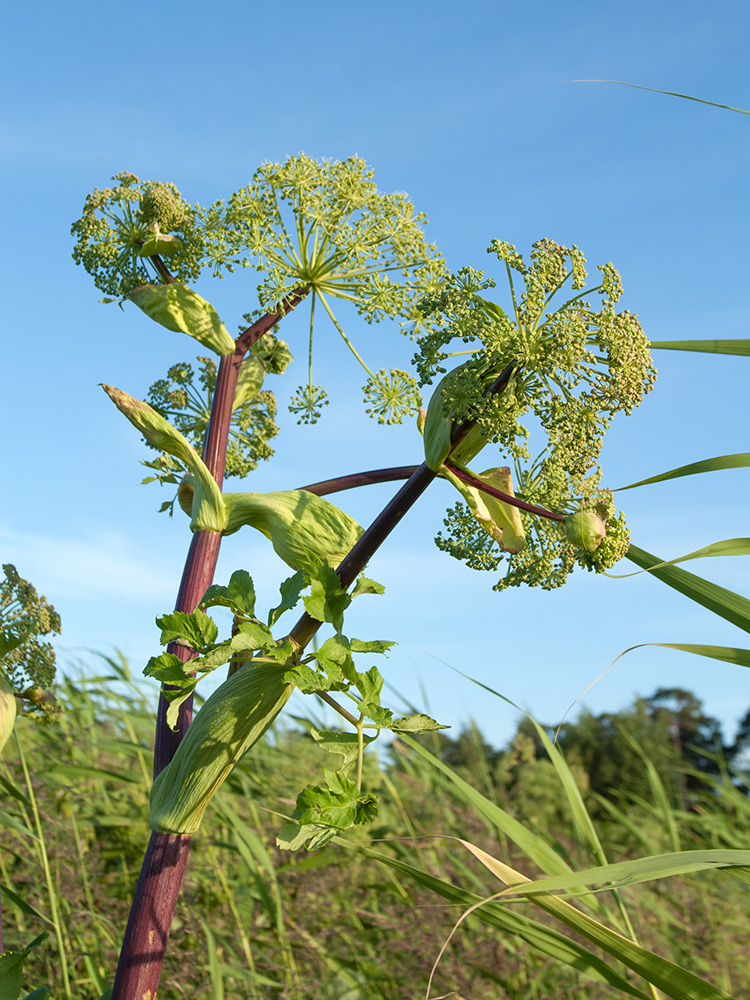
[
  {"left": 127, "top": 283, "right": 236, "bottom": 355},
  {"left": 101, "top": 385, "right": 226, "bottom": 532},
  {"left": 222, "top": 490, "right": 363, "bottom": 573},
  {"left": 150, "top": 660, "right": 293, "bottom": 834}
]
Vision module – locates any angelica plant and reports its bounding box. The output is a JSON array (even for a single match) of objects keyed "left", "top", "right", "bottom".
[{"left": 66, "top": 156, "right": 655, "bottom": 1000}]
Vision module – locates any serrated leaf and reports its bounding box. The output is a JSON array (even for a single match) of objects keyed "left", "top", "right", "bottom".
[
  {"left": 283, "top": 663, "right": 329, "bottom": 693},
  {"left": 294, "top": 784, "right": 358, "bottom": 829},
  {"left": 268, "top": 572, "right": 306, "bottom": 626},
  {"left": 156, "top": 609, "right": 218, "bottom": 650},
  {"left": 200, "top": 569, "right": 256, "bottom": 618},
  {"left": 303, "top": 562, "right": 351, "bottom": 633},
  {"left": 0, "top": 933, "right": 48, "bottom": 1000},
  {"left": 127, "top": 283, "right": 236, "bottom": 355},
  {"left": 390, "top": 713, "right": 448, "bottom": 733},
  {"left": 351, "top": 576, "right": 385, "bottom": 598},
  {"left": 313, "top": 635, "right": 356, "bottom": 683},
  {"left": 349, "top": 638, "right": 395, "bottom": 655},
  {"left": 143, "top": 652, "right": 189, "bottom": 683},
  {"left": 311, "top": 728, "right": 375, "bottom": 769},
  {"left": 275, "top": 822, "right": 332, "bottom": 851}
]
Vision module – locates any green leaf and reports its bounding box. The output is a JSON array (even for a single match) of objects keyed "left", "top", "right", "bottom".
[
  {"left": 150, "top": 660, "right": 293, "bottom": 834},
  {"left": 613, "top": 538, "right": 750, "bottom": 577},
  {"left": 312, "top": 635, "right": 356, "bottom": 684},
  {"left": 303, "top": 562, "right": 351, "bottom": 633},
  {"left": 349, "top": 638, "right": 395, "bottom": 655},
  {"left": 233, "top": 356, "right": 266, "bottom": 410},
  {"left": 626, "top": 544, "right": 750, "bottom": 632},
  {"left": 0, "top": 934, "right": 48, "bottom": 1000},
  {"left": 268, "top": 572, "right": 306, "bottom": 626},
  {"left": 200, "top": 570, "right": 256, "bottom": 619},
  {"left": 390, "top": 713, "right": 448, "bottom": 733},
  {"left": 276, "top": 822, "right": 335, "bottom": 851},
  {"left": 101, "top": 385, "right": 226, "bottom": 532},
  {"left": 619, "top": 643, "right": 750, "bottom": 670},
  {"left": 0, "top": 886, "right": 51, "bottom": 924},
  {"left": 457, "top": 840, "right": 734, "bottom": 1000},
  {"left": 499, "top": 849, "right": 750, "bottom": 899},
  {"left": 574, "top": 80, "right": 749, "bottom": 115},
  {"left": 0, "top": 809, "right": 38, "bottom": 840},
  {"left": 617, "top": 453, "right": 750, "bottom": 490},
  {"left": 156, "top": 609, "right": 218, "bottom": 650},
  {"left": 143, "top": 652, "right": 189, "bottom": 683},
  {"left": 351, "top": 576, "right": 385, "bottom": 598},
  {"left": 345, "top": 843, "right": 650, "bottom": 999},
  {"left": 311, "top": 728, "right": 375, "bottom": 769},
  {"left": 649, "top": 339, "right": 750, "bottom": 355},
  {"left": 127, "top": 283, "right": 236, "bottom": 355},
  {"left": 283, "top": 663, "right": 329, "bottom": 693},
  {"left": 294, "top": 768, "right": 378, "bottom": 830},
  {"left": 222, "top": 490, "right": 362, "bottom": 575}
]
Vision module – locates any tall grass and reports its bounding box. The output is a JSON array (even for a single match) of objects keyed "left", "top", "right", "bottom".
[{"left": 2, "top": 657, "right": 748, "bottom": 999}]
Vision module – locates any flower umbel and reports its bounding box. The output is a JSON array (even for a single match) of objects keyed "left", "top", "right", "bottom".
[
  {"left": 145, "top": 344, "right": 290, "bottom": 484},
  {"left": 417, "top": 239, "right": 655, "bottom": 590},
  {"left": 71, "top": 172, "right": 203, "bottom": 297},
  {"left": 202, "top": 155, "right": 446, "bottom": 422},
  {"left": 0, "top": 564, "right": 60, "bottom": 720}
]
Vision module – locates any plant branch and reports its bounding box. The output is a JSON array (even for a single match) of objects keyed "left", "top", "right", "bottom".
[
  {"left": 300, "top": 466, "right": 419, "bottom": 496},
  {"left": 442, "top": 463, "right": 566, "bottom": 521},
  {"left": 288, "top": 362, "right": 518, "bottom": 652}
]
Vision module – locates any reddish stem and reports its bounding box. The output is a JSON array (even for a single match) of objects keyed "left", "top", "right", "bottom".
[{"left": 112, "top": 290, "right": 307, "bottom": 1000}]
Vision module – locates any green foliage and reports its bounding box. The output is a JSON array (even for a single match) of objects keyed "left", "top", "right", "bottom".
[
  {"left": 5, "top": 674, "right": 749, "bottom": 999},
  {"left": 0, "top": 566, "right": 60, "bottom": 722},
  {"left": 415, "top": 240, "right": 655, "bottom": 590}
]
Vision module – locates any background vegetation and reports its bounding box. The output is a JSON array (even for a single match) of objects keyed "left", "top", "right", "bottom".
[{"left": 2, "top": 657, "right": 749, "bottom": 999}]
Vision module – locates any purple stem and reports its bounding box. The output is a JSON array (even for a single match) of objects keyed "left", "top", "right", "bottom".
[{"left": 112, "top": 288, "right": 307, "bottom": 1000}]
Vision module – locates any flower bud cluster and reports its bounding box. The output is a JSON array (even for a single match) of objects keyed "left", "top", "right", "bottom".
[{"left": 417, "top": 239, "right": 654, "bottom": 590}]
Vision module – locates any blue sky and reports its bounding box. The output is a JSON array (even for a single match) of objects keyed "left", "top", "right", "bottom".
[{"left": 2, "top": 0, "right": 749, "bottom": 749}]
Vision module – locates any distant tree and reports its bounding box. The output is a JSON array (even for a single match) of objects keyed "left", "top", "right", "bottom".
[{"left": 644, "top": 688, "right": 725, "bottom": 788}]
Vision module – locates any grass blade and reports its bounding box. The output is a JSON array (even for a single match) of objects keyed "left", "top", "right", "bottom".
[
  {"left": 344, "top": 841, "right": 651, "bottom": 999},
  {"left": 570, "top": 80, "right": 749, "bottom": 114},
  {"left": 495, "top": 849, "right": 750, "bottom": 897},
  {"left": 625, "top": 545, "right": 750, "bottom": 632},
  {"left": 648, "top": 340, "right": 750, "bottom": 354},
  {"left": 617, "top": 453, "right": 750, "bottom": 490},
  {"left": 458, "top": 841, "right": 735, "bottom": 1000}
]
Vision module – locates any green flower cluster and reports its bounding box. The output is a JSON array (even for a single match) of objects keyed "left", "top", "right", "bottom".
[
  {"left": 0, "top": 564, "right": 60, "bottom": 719},
  {"left": 416, "top": 239, "right": 655, "bottom": 590},
  {"left": 72, "top": 158, "right": 447, "bottom": 426},
  {"left": 199, "top": 155, "right": 446, "bottom": 423},
  {"left": 71, "top": 172, "right": 203, "bottom": 297},
  {"left": 145, "top": 336, "right": 290, "bottom": 483}
]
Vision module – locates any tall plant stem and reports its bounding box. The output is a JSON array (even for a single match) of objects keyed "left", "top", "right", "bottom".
[{"left": 112, "top": 288, "right": 306, "bottom": 1000}]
